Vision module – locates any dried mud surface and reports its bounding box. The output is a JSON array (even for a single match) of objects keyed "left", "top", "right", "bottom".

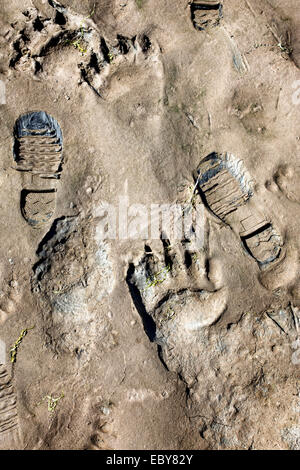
[{"left": 0, "top": 0, "right": 299, "bottom": 450}]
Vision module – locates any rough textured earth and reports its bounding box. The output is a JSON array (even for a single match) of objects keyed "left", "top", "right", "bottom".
[{"left": 0, "top": 0, "right": 299, "bottom": 450}]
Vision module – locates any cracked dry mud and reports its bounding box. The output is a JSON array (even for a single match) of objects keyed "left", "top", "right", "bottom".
[{"left": 0, "top": 0, "right": 299, "bottom": 450}]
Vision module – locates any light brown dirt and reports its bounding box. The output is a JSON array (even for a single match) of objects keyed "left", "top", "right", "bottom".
[{"left": 0, "top": 0, "right": 299, "bottom": 450}]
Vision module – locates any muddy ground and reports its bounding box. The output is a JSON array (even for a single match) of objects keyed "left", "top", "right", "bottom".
[{"left": 0, "top": 0, "right": 299, "bottom": 450}]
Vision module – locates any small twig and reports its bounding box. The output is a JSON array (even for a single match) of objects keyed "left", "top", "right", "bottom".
[
  {"left": 10, "top": 326, "right": 35, "bottom": 363},
  {"left": 191, "top": 173, "right": 202, "bottom": 202},
  {"left": 265, "top": 312, "right": 287, "bottom": 335},
  {"left": 86, "top": 3, "right": 96, "bottom": 19},
  {"left": 185, "top": 112, "right": 199, "bottom": 130},
  {"left": 290, "top": 304, "right": 299, "bottom": 332}
]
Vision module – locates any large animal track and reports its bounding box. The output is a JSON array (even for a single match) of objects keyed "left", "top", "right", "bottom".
[
  {"left": 7, "top": 1, "right": 156, "bottom": 101},
  {"left": 129, "top": 240, "right": 300, "bottom": 448},
  {"left": 79, "top": 33, "right": 155, "bottom": 100},
  {"left": 14, "top": 111, "right": 63, "bottom": 228},
  {"left": 32, "top": 215, "right": 115, "bottom": 357},
  {"left": 8, "top": 4, "right": 70, "bottom": 74},
  {"left": 127, "top": 238, "right": 227, "bottom": 373},
  {"left": 190, "top": 2, "right": 223, "bottom": 31},
  {"left": 194, "top": 152, "right": 283, "bottom": 268}
]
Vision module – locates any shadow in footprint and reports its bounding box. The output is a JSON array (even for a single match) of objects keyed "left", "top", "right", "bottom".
[{"left": 126, "top": 263, "right": 156, "bottom": 342}]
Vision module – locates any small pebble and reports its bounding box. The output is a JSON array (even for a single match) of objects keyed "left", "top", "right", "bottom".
[{"left": 101, "top": 406, "right": 110, "bottom": 416}]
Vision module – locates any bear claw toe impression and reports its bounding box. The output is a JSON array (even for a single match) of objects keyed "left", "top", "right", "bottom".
[{"left": 14, "top": 111, "right": 63, "bottom": 228}]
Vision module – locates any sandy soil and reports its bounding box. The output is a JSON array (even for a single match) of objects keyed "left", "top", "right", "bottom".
[{"left": 0, "top": 0, "right": 299, "bottom": 450}]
